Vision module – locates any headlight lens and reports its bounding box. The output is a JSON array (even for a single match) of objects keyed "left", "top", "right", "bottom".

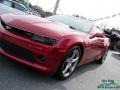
[{"left": 32, "top": 34, "right": 57, "bottom": 45}]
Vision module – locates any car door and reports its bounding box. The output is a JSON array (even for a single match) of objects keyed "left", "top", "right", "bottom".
[{"left": 80, "top": 27, "right": 105, "bottom": 64}]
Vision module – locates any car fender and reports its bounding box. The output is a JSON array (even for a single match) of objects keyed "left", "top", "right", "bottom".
[{"left": 55, "top": 35, "right": 85, "bottom": 53}]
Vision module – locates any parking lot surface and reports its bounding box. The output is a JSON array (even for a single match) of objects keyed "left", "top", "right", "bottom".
[{"left": 0, "top": 50, "right": 120, "bottom": 90}]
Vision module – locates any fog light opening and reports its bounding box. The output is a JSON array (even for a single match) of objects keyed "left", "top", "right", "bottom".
[{"left": 37, "top": 55, "right": 46, "bottom": 63}]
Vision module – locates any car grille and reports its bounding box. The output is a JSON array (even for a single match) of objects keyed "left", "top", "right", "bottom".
[
  {"left": 0, "top": 39, "right": 34, "bottom": 62},
  {"left": 1, "top": 19, "right": 33, "bottom": 38}
]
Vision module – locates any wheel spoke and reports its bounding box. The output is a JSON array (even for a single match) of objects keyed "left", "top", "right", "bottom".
[
  {"left": 71, "top": 50, "right": 78, "bottom": 59},
  {"left": 63, "top": 64, "right": 70, "bottom": 74},
  {"left": 69, "top": 65, "right": 74, "bottom": 73},
  {"left": 72, "top": 57, "right": 79, "bottom": 63}
]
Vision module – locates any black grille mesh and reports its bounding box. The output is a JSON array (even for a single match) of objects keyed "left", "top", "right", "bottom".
[{"left": 0, "top": 39, "right": 34, "bottom": 62}]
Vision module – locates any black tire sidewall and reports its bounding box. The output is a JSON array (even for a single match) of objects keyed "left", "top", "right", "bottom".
[{"left": 96, "top": 50, "right": 108, "bottom": 64}]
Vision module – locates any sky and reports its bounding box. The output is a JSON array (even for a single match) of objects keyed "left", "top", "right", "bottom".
[{"left": 29, "top": 0, "right": 120, "bottom": 28}]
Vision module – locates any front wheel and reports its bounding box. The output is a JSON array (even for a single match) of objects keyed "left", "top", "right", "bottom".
[{"left": 55, "top": 46, "right": 81, "bottom": 80}]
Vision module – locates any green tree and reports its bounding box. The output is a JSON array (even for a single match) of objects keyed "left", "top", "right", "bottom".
[{"left": 31, "top": 5, "right": 45, "bottom": 17}]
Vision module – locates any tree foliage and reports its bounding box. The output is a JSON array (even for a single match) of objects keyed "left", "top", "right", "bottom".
[{"left": 30, "top": 5, "right": 45, "bottom": 17}]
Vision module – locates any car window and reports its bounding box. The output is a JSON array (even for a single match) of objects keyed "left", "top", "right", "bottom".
[
  {"left": 14, "top": 3, "right": 27, "bottom": 13},
  {"left": 3, "top": 0, "right": 12, "bottom": 7},
  {"left": 47, "top": 15, "right": 93, "bottom": 33}
]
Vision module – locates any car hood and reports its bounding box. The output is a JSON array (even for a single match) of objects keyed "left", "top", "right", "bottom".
[{"left": 1, "top": 14, "right": 86, "bottom": 39}]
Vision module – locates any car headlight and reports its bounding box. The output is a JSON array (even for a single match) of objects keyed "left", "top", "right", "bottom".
[{"left": 32, "top": 34, "right": 57, "bottom": 45}]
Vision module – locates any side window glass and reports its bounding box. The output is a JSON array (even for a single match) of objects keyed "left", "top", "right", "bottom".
[
  {"left": 3, "top": 0, "right": 12, "bottom": 7},
  {"left": 14, "top": 3, "right": 27, "bottom": 12}
]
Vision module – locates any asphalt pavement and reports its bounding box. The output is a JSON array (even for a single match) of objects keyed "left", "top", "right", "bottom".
[{"left": 0, "top": 50, "right": 120, "bottom": 90}]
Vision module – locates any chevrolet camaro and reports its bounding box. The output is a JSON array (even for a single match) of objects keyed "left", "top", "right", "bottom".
[{"left": 0, "top": 14, "right": 109, "bottom": 80}]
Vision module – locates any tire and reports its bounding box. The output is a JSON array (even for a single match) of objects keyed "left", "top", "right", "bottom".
[
  {"left": 55, "top": 46, "right": 81, "bottom": 80},
  {"left": 109, "top": 40, "right": 116, "bottom": 50},
  {"left": 96, "top": 50, "right": 108, "bottom": 64},
  {"left": 115, "top": 40, "right": 120, "bottom": 52}
]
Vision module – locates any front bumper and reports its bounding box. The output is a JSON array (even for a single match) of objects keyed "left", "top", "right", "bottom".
[{"left": 0, "top": 29, "right": 65, "bottom": 75}]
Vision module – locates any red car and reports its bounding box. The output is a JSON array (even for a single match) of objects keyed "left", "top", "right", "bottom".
[{"left": 0, "top": 14, "right": 109, "bottom": 80}]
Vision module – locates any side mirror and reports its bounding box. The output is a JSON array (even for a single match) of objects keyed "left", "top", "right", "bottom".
[{"left": 90, "top": 33, "right": 104, "bottom": 39}]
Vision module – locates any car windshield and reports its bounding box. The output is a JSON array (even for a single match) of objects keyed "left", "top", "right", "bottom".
[{"left": 47, "top": 15, "right": 93, "bottom": 33}]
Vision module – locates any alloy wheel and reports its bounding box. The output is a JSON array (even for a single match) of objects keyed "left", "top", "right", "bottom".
[{"left": 62, "top": 49, "right": 80, "bottom": 77}]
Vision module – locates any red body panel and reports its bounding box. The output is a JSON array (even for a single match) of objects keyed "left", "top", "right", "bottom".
[{"left": 0, "top": 14, "right": 110, "bottom": 75}]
